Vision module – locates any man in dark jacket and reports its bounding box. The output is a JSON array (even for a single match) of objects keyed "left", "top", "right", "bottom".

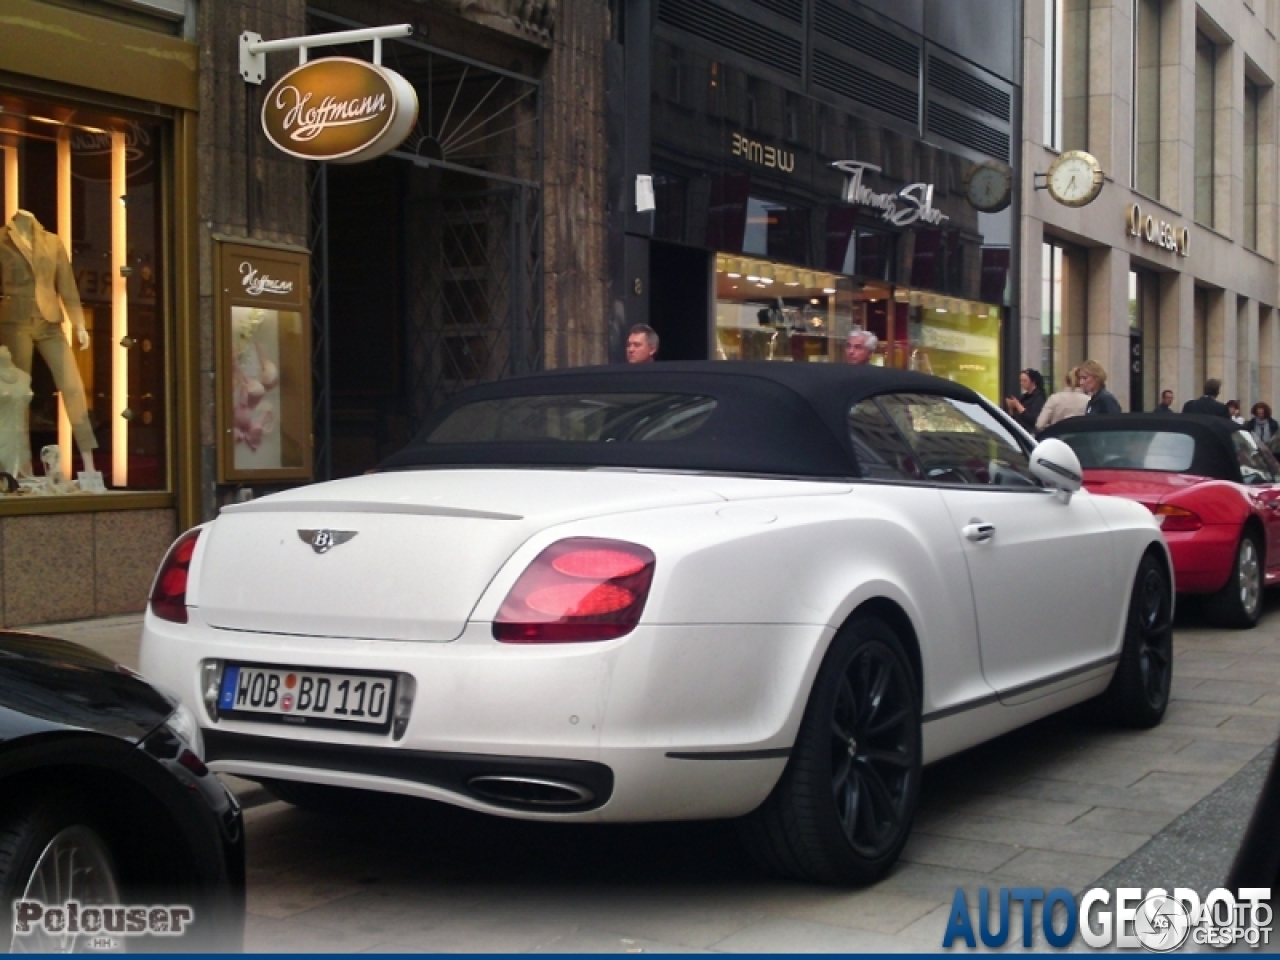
[
  {"left": 1154, "top": 389, "right": 1176, "bottom": 414},
  {"left": 1182, "top": 379, "right": 1231, "bottom": 417}
]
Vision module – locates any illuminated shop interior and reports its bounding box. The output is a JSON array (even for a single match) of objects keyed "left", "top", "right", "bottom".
[
  {"left": 0, "top": 93, "right": 166, "bottom": 494},
  {"left": 714, "top": 254, "right": 1002, "bottom": 400}
]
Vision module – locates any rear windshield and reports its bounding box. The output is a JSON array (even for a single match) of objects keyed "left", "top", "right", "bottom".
[
  {"left": 425, "top": 393, "right": 718, "bottom": 444},
  {"left": 1057, "top": 430, "right": 1196, "bottom": 472}
]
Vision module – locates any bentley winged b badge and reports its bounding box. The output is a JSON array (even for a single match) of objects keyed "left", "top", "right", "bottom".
[{"left": 298, "top": 529, "right": 358, "bottom": 554}]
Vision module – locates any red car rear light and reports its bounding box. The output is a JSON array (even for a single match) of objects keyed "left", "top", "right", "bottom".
[
  {"left": 149, "top": 528, "right": 202, "bottom": 624},
  {"left": 1151, "top": 504, "right": 1203, "bottom": 532},
  {"left": 494, "top": 538, "right": 656, "bottom": 643}
]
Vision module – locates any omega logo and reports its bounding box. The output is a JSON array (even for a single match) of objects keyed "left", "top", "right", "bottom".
[
  {"left": 731, "top": 132, "right": 795, "bottom": 172},
  {"left": 1126, "top": 204, "right": 1190, "bottom": 257}
]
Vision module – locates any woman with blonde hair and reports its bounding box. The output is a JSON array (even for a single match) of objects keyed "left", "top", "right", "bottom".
[
  {"left": 1036, "top": 366, "right": 1090, "bottom": 432},
  {"left": 1078, "top": 360, "right": 1122, "bottom": 415}
]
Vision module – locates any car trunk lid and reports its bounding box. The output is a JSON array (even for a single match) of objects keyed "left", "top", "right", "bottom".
[
  {"left": 195, "top": 470, "right": 726, "bottom": 641},
  {"left": 1081, "top": 469, "right": 1211, "bottom": 510}
]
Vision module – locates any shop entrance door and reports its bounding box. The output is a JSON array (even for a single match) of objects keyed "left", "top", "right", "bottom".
[
  {"left": 650, "top": 242, "right": 711, "bottom": 361},
  {"left": 307, "top": 11, "right": 542, "bottom": 480}
]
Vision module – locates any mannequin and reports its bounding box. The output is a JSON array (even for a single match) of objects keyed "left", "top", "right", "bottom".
[
  {"left": 0, "top": 210, "right": 97, "bottom": 477},
  {"left": 0, "top": 345, "right": 32, "bottom": 480}
]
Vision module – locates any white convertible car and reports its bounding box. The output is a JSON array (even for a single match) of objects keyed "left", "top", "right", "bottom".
[{"left": 141, "top": 362, "right": 1172, "bottom": 884}]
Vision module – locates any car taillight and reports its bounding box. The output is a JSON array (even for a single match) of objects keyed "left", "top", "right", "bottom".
[
  {"left": 149, "top": 528, "right": 202, "bottom": 624},
  {"left": 494, "top": 538, "right": 656, "bottom": 643},
  {"left": 1151, "top": 504, "right": 1203, "bottom": 532}
]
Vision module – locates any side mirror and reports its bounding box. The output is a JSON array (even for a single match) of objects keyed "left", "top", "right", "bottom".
[{"left": 1030, "top": 438, "right": 1083, "bottom": 502}]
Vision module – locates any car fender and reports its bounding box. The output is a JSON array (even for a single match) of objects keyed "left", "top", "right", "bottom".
[{"left": 470, "top": 492, "right": 990, "bottom": 724}]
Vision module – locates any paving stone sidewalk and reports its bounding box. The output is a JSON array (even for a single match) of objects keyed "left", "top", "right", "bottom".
[{"left": 25, "top": 603, "right": 1280, "bottom": 953}]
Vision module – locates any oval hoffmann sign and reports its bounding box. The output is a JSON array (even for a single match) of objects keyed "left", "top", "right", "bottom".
[{"left": 262, "top": 57, "right": 418, "bottom": 164}]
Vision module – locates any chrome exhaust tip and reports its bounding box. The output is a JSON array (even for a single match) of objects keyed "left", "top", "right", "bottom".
[{"left": 467, "top": 774, "right": 595, "bottom": 808}]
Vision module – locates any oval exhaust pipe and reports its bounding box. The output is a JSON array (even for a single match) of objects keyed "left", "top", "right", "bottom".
[{"left": 467, "top": 774, "right": 595, "bottom": 808}]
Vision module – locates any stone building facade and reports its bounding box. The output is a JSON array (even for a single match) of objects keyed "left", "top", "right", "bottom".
[
  {"left": 0, "top": 0, "right": 608, "bottom": 625},
  {"left": 1022, "top": 0, "right": 1280, "bottom": 413}
]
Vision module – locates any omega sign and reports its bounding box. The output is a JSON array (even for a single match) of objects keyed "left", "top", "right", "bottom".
[
  {"left": 1126, "top": 203, "right": 1190, "bottom": 257},
  {"left": 262, "top": 57, "right": 418, "bottom": 163}
]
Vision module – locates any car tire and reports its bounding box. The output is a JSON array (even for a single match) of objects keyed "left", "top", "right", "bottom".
[
  {"left": 1100, "top": 553, "right": 1174, "bottom": 729},
  {"left": 1205, "top": 530, "right": 1264, "bottom": 629},
  {"left": 737, "top": 615, "right": 921, "bottom": 886},
  {"left": 263, "top": 778, "right": 369, "bottom": 813},
  {"left": 0, "top": 796, "right": 122, "bottom": 953}
]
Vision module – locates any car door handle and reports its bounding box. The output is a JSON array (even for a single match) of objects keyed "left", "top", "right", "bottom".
[{"left": 963, "top": 521, "right": 996, "bottom": 543}]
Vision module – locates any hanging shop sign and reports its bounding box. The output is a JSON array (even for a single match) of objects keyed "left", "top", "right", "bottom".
[
  {"left": 1126, "top": 203, "right": 1190, "bottom": 257},
  {"left": 261, "top": 57, "right": 418, "bottom": 164},
  {"left": 831, "top": 161, "right": 948, "bottom": 227}
]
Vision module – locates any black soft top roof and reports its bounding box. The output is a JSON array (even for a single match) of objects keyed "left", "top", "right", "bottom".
[
  {"left": 1042, "top": 413, "right": 1247, "bottom": 482},
  {"left": 382, "top": 361, "right": 984, "bottom": 478}
]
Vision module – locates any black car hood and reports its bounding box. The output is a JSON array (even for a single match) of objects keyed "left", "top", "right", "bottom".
[{"left": 0, "top": 632, "right": 174, "bottom": 745}]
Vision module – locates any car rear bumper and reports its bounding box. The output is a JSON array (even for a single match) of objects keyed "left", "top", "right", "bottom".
[
  {"left": 1165, "top": 525, "right": 1241, "bottom": 593},
  {"left": 139, "top": 613, "right": 830, "bottom": 822}
]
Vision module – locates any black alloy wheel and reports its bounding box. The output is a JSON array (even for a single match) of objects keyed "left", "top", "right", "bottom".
[
  {"left": 829, "top": 640, "right": 917, "bottom": 859},
  {"left": 1102, "top": 553, "right": 1174, "bottom": 728},
  {"left": 738, "top": 616, "right": 921, "bottom": 885}
]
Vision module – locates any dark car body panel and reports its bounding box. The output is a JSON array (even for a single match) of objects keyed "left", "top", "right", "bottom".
[{"left": 0, "top": 631, "right": 245, "bottom": 950}]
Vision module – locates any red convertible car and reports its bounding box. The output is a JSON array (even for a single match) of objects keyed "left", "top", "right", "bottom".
[{"left": 1044, "top": 414, "right": 1280, "bottom": 628}]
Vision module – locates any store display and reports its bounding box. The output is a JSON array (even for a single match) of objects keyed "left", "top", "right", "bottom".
[{"left": 0, "top": 210, "right": 99, "bottom": 488}]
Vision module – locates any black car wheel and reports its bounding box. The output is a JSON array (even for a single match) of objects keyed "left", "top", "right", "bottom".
[
  {"left": 1205, "top": 530, "right": 1264, "bottom": 629},
  {"left": 738, "top": 615, "right": 921, "bottom": 885},
  {"left": 0, "top": 797, "right": 122, "bottom": 953},
  {"left": 1101, "top": 553, "right": 1174, "bottom": 728}
]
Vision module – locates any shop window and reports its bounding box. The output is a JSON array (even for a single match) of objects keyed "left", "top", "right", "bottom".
[
  {"left": 1195, "top": 30, "right": 1216, "bottom": 226},
  {"left": 1245, "top": 76, "right": 1261, "bottom": 249},
  {"left": 1133, "top": 0, "right": 1163, "bottom": 197},
  {"left": 1045, "top": 0, "right": 1089, "bottom": 151},
  {"left": 0, "top": 92, "right": 167, "bottom": 497}
]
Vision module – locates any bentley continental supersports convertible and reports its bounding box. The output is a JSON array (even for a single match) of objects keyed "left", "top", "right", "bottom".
[{"left": 140, "top": 362, "right": 1172, "bottom": 885}]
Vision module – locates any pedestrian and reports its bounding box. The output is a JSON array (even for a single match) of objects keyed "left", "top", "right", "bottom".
[
  {"left": 1154, "top": 389, "right": 1176, "bottom": 414},
  {"left": 1036, "top": 367, "right": 1090, "bottom": 431},
  {"left": 1078, "top": 360, "right": 1122, "bottom": 415},
  {"left": 626, "top": 324, "right": 658, "bottom": 363},
  {"left": 1004, "top": 368, "right": 1047, "bottom": 435},
  {"left": 1181, "top": 379, "right": 1231, "bottom": 417},
  {"left": 845, "top": 329, "right": 877, "bottom": 365},
  {"left": 1249, "top": 403, "right": 1279, "bottom": 445},
  {"left": 1227, "top": 400, "right": 1246, "bottom": 425}
]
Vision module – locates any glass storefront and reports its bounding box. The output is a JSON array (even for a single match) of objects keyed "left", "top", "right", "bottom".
[
  {"left": 649, "top": 32, "right": 1015, "bottom": 403},
  {"left": 0, "top": 91, "right": 167, "bottom": 497},
  {"left": 714, "top": 253, "right": 1001, "bottom": 397}
]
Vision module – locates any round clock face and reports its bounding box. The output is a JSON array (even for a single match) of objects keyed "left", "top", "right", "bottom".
[
  {"left": 1047, "top": 151, "right": 1103, "bottom": 207},
  {"left": 966, "top": 162, "right": 1012, "bottom": 212}
]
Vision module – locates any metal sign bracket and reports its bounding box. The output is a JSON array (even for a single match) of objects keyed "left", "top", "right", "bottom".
[{"left": 239, "top": 24, "right": 414, "bottom": 85}]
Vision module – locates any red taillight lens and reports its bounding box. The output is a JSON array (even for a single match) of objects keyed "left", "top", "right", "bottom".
[
  {"left": 149, "top": 528, "right": 202, "bottom": 624},
  {"left": 1151, "top": 504, "right": 1203, "bottom": 532},
  {"left": 494, "top": 538, "right": 655, "bottom": 643}
]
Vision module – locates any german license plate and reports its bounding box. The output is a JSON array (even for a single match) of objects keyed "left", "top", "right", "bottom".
[{"left": 218, "top": 664, "right": 395, "bottom": 730}]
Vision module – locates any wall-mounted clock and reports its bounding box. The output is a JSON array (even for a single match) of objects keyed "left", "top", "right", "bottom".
[
  {"left": 1046, "top": 150, "right": 1104, "bottom": 207},
  {"left": 964, "top": 160, "right": 1014, "bottom": 212}
]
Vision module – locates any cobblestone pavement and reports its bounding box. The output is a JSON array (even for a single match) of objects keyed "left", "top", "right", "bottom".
[{"left": 30, "top": 598, "right": 1280, "bottom": 953}]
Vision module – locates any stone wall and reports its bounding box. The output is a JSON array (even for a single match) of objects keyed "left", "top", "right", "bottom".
[
  {"left": 196, "top": 0, "right": 311, "bottom": 521},
  {"left": 542, "top": 0, "right": 611, "bottom": 368}
]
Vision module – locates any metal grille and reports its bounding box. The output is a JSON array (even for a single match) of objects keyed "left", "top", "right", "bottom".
[
  {"left": 307, "top": 10, "right": 543, "bottom": 479},
  {"left": 814, "top": 0, "right": 920, "bottom": 77},
  {"left": 928, "top": 56, "right": 1011, "bottom": 122},
  {"left": 812, "top": 48, "right": 918, "bottom": 124},
  {"left": 402, "top": 183, "right": 543, "bottom": 428},
  {"left": 926, "top": 101, "right": 1010, "bottom": 160},
  {"left": 657, "top": 0, "right": 803, "bottom": 77}
]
